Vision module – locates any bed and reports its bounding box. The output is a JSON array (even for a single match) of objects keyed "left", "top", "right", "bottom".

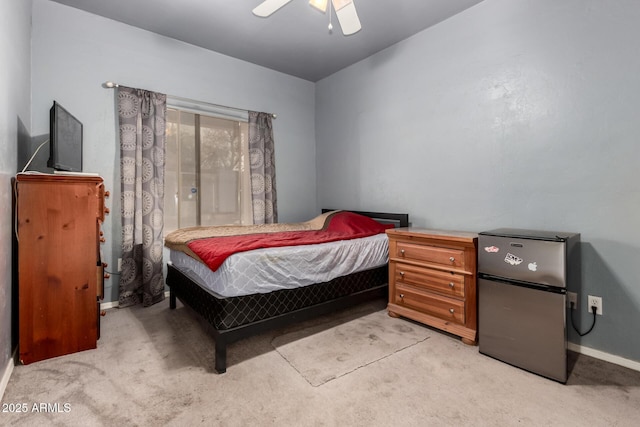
[{"left": 165, "top": 209, "right": 409, "bottom": 373}]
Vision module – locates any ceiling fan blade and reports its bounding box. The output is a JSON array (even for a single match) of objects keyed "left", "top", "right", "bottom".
[
  {"left": 332, "top": 0, "right": 361, "bottom": 35},
  {"left": 252, "top": 0, "right": 293, "bottom": 17}
]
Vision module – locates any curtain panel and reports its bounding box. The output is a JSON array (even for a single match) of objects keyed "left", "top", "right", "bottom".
[
  {"left": 248, "top": 111, "right": 277, "bottom": 224},
  {"left": 117, "top": 87, "right": 167, "bottom": 307}
]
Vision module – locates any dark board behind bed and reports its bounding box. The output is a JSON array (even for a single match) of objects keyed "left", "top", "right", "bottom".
[
  {"left": 322, "top": 209, "right": 409, "bottom": 228},
  {"left": 167, "top": 209, "right": 409, "bottom": 373}
]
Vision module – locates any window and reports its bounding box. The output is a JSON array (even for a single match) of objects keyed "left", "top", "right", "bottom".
[{"left": 164, "top": 107, "right": 252, "bottom": 235}]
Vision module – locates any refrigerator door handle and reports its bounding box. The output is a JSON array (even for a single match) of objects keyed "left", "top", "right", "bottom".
[{"left": 478, "top": 273, "right": 566, "bottom": 294}]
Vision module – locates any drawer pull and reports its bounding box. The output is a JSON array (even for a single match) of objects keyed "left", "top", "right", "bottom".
[
  {"left": 400, "top": 249, "right": 405, "bottom": 256},
  {"left": 449, "top": 282, "right": 455, "bottom": 288},
  {"left": 449, "top": 257, "right": 455, "bottom": 262},
  {"left": 399, "top": 294, "right": 404, "bottom": 299},
  {"left": 449, "top": 308, "right": 455, "bottom": 314},
  {"left": 399, "top": 271, "right": 405, "bottom": 276}
]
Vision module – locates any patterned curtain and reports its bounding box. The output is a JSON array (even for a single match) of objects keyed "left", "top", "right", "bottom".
[
  {"left": 248, "top": 111, "right": 277, "bottom": 224},
  {"left": 117, "top": 87, "right": 167, "bottom": 307}
]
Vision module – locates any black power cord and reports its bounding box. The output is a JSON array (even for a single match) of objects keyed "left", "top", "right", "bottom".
[{"left": 570, "top": 302, "right": 598, "bottom": 336}]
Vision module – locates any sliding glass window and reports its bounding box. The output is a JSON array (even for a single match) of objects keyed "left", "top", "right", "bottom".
[{"left": 164, "top": 108, "right": 251, "bottom": 235}]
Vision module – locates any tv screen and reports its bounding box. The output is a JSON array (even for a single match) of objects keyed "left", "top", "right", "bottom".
[{"left": 48, "top": 101, "right": 83, "bottom": 172}]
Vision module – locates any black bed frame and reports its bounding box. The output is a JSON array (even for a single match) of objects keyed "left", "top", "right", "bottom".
[{"left": 167, "top": 210, "right": 409, "bottom": 373}]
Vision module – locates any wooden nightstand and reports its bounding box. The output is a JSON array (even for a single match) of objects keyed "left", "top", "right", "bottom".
[{"left": 386, "top": 227, "right": 478, "bottom": 345}]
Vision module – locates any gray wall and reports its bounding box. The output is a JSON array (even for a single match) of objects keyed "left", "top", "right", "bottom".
[
  {"left": 0, "top": 0, "right": 32, "bottom": 389},
  {"left": 316, "top": 0, "right": 640, "bottom": 363},
  {"left": 31, "top": 0, "right": 317, "bottom": 302}
]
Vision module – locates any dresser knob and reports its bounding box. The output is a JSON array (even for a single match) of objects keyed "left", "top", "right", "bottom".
[
  {"left": 399, "top": 294, "right": 404, "bottom": 299},
  {"left": 449, "top": 282, "right": 455, "bottom": 288},
  {"left": 104, "top": 190, "right": 110, "bottom": 198},
  {"left": 449, "top": 308, "right": 455, "bottom": 314},
  {"left": 449, "top": 257, "right": 455, "bottom": 262},
  {"left": 100, "top": 237, "right": 106, "bottom": 243},
  {"left": 399, "top": 271, "right": 405, "bottom": 276},
  {"left": 400, "top": 249, "right": 405, "bottom": 256},
  {"left": 104, "top": 207, "right": 110, "bottom": 214}
]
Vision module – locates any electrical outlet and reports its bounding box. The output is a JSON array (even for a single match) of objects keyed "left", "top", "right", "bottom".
[
  {"left": 567, "top": 292, "right": 577, "bottom": 309},
  {"left": 117, "top": 258, "right": 122, "bottom": 272},
  {"left": 588, "top": 295, "right": 603, "bottom": 315}
]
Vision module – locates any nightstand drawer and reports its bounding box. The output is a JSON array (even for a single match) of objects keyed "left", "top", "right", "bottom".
[
  {"left": 394, "top": 242, "right": 465, "bottom": 269},
  {"left": 394, "top": 283, "right": 465, "bottom": 325},
  {"left": 394, "top": 262, "right": 465, "bottom": 298}
]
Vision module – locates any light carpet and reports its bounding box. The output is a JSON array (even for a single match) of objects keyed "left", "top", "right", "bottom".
[
  {"left": 271, "top": 309, "right": 430, "bottom": 386},
  {"left": 2, "top": 298, "right": 640, "bottom": 426}
]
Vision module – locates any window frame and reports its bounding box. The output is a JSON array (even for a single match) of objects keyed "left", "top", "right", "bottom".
[{"left": 164, "top": 98, "right": 251, "bottom": 234}]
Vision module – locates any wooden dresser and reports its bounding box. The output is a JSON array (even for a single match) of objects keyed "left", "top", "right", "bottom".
[
  {"left": 386, "top": 228, "right": 478, "bottom": 345},
  {"left": 16, "top": 174, "right": 108, "bottom": 364}
]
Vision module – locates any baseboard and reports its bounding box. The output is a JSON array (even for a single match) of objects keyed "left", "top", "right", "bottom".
[
  {"left": 100, "top": 291, "right": 171, "bottom": 311},
  {"left": 0, "top": 349, "right": 16, "bottom": 402},
  {"left": 568, "top": 342, "right": 640, "bottom": 372},
  {"left": 100, "top": 300, "right": 119, "bottom": 310}
]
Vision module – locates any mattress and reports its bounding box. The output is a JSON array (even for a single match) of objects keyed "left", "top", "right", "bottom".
[{"left": 169, "top": 233, "right": 389, "bottom": 298}]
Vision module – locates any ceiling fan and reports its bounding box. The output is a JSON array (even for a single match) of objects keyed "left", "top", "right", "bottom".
[{"left": 253, "top": 0, "right": 362, "bottom": 36}]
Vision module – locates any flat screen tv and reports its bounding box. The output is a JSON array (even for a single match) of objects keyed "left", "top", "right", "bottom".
[{"left": 48, "top": 101, "right": 83, "bottom": 172}]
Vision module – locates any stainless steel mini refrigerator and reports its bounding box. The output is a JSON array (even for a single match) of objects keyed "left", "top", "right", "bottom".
[{"left": 478, "top": 228, "right": 580, "bottom": 383}]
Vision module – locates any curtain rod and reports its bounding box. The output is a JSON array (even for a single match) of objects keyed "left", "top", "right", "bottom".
[{"left": 102, "top": 81, "right": 276, "bottom": 119}]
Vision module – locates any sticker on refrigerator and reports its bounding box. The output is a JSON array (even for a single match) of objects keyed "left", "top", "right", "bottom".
[
  {"left": 484, "top": 246, "right": 500, "bottom": 253},
  {"left": 504, "top": 253, "right": 523, "bottom": 266}
]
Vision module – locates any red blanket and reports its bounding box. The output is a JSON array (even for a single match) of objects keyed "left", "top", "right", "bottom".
[{"left": 187, "top": 211, "right": 394, "bottom": 271}]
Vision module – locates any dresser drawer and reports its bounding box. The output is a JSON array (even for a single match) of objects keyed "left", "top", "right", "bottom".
[
  {"left": 394, "top": 283, "right": 465, "bottom": 325},
  {"left": 394, "top": 242, "right": 465, "bottom": 269},
  {"left": 393, "top": 262, "right": 465, "bottom": 298}
]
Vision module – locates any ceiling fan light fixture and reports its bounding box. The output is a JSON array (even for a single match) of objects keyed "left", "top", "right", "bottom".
[
  {"left": 309, "top": 0, "right": 328, "bottom": 13},
  {"left": 254, "top": 0, "right": 361, "bottom": 36}
]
